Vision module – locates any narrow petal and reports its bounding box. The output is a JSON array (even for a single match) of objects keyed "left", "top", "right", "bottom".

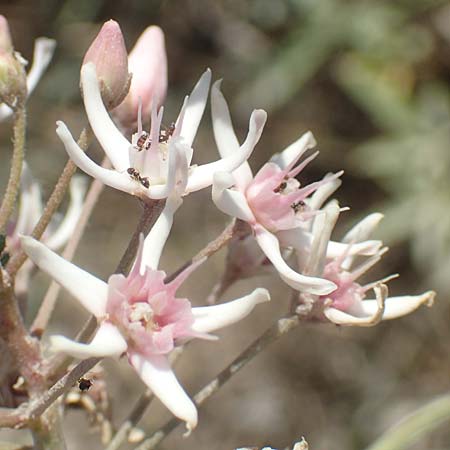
[
  {"left": 20, "top": 235, "right": 108, "bottom": 317},
  {"left": 342, "top": 213, "right": 384, "bottom": 243},
  {"left": 308, "top": 173, "right": 342, "bottom": 210},
  {"left": 270, "top": 131, "right": 317, "bottom": 170},
  {"left": 324, "top": 284, "right": 387, "bottom": 327},
  {"left": 180, "top": 69, "right": 211, "bottom": 147},
  {"left": 129, "top": 352, "right": 198, "bottom": 434},
  {"left": 361, "top": 291, "right": 435, "bottom": 320},
  {"left": 26, "top": 37, "right": 56, "bottom": 94},
  {"left": 49, "top": 322, "right": 127, "bottom": 358},
  {"left": 192, "top": 288, "right": 270, "bottom": 333},
  {"left": 186, "top": 109, "right": 267, "bottom": 193},
  {"left": 254, "top": 225, "right": 336, "bottom": 295},
  {"left": 45, "top": 175, "right": 87, "bottom": 250},
  {"left": 142, "top": 195, "right": 183, "bottom": 271},
  {"left": 212, "top": 172, "right": 255, "bottom": 222},
  {"left": 211, "top": 80, "right": 253, "bottom": 189},
  {"left": 81, "top": 63, "right": 131, "bottom": 171},
  {"left": 56, "top": 121, "right": 136, "bottom": 195}
]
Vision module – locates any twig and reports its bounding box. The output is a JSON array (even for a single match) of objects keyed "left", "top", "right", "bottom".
[
  {"left": 165, "top": 219, "right": 240, "bottom": 283},
  {"left": 7, "top": 128, "right": 91, "bottom": 277},
  {"left": 0, "top": 105, "right": 26, "bottom": 234},
  {"left": 30, "top": 157, "right": 111, "bottom": 336},
  {"left": 364, "top": 393, "right": 450, "bottom": 450},
  {"left": 135, "top": 315, "right": 300, "bottom": 450},
  {"left": 27, "top": 357, "right": 100, "bottom": 420}
]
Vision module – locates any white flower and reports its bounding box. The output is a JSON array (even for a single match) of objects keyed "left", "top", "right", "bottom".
[{"left": 56, "top": 63, "right": 267, "bottom": 200}]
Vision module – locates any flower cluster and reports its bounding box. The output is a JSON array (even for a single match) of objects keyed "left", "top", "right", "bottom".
[{"left": 16, "top": 19, "right": 435, "bottom": 435}]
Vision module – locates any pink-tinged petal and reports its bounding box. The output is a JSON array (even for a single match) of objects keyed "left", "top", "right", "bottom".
[
  {"left": 191, "top": 288, "right": 270, "bottom": 333},
  {"left": 211, "top": 80, "right": 253, "bottom": 190},
  {"left": 180, "top": 69, "right": 211, "bottom": 147},
  {"left": 166, "top": 258, "right": 206, "bottom": 294},
  {"left": 271, "top": 131, "right": 317, "bottom": 171},
  {"left": 80, "top": 63, "right": 131, "bottom": 171},
  {"left": 324, "top": 284, "right": 386, "bottom": 327},
  {"left": 49, "top": 322, "right": 127, "bottom": 358},
  {"left": 212, "top": 172, "right": 256, "bottom": 222},
  {"left": 45, "top": 175, "right": 87, "bottom": 250},
  {"left": 20, "top": 235, "right": 108, "bottom": 317},
  {"left": 254, "top": 225, "right": 336, "bottom": 295},
  {"left": 26, "top": 37, "right": 56, "bottom": 95},
  {"left": 129, "top": 352, "right": 198, "bottom": 434},
  {"left": 56, "top": 121, "right": 135, "bottom": 194},
  {"left": 186, "top": 109, "right": 267, "bottom": 193},
  {"left": 142, "top": 195, "right": 183, "bottom": 270},
  {"left": 360, "top": 291, "right": 435, "bottom": 320}
]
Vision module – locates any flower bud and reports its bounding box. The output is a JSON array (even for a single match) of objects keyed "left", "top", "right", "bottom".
[
  {"left": 82, "top": 20, "right": 130, "bottom": 109},
  {"left": 113, "top": 26, "right": 168, "bottom": 129},
  {"left": 0, "top": 15, "right": 13, "bottom": 53},
  {"left": 0, "top": 16, "right": 27, "bottom": 108}
]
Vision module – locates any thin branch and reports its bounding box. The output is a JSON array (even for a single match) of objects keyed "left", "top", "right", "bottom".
[
  {"left": 0, "top": 105, "right": 26, "bottom": 233},
  {"left": 7, "top": 128, "right": 91, "bottom": 277},
  {"left": 165, "top": 218, "right": 240, "bottom": 284},
  {"left": 135, "top": 315, "right": 300, "bottom": 450},
  {"left": 364, "top": 393, "right": 450, "bottom": 450},
  {"left": 30, "top": 157, "right": 111, "bottom": 336}
]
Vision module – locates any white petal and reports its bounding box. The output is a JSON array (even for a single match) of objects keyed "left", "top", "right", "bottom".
[
  {"left": 254, "top": 226, "right": 336, "bottom": 295},
  {"left": 80, "top": 63, "right": 131, "bottom": 171},
  {"left": 129, "top": 352, "right": 198, "bottom": 434},
  {"left": 361, "top": 291, "right": 435, "bottom": 320},
  {"left": 26, "top": 37, "right": 56, "bottom": 94},
  {"left": 0, "top": 104, "right": 12, "bottom": 122},
  {"left": 180, "top": 69, "right": 211, "bottom": 147},
  {"left": 146, "top": 137, "right": 189, "bottom": 200},
  {"left": 49, "top": 322, "right": 127, "bottom": 359},
  {"left": 20, "top": 235, "right": 108, "bottom": 317},
  {"left": 308, "top": 173, "right": 342, "bottom": 210},
  {"left": 45, "top": 175, "right": 87, "bottom": 250},
  {"left": 15, "top": 164, "right": 43, "bottom": 235},
  {"left": 56, "top": 121, "right": 136, "bottom": 195},
  {"left": 192, "top": 288, "right": 270, "bottom": 333},
  {"left": 270, "top": 131, "right": 317, "bottom": 170},
  {"left": 142, "top": 195, "right": 183, "bottom": 271},
  {"left": 342, "top": 213, "right": 384, "bottom": 243},
  {"left": 212, "top": 172, "right": 255, "bottom": 222},
  {"left": 211, "top": 80, "right": 253, "bottom": 189},
  {"left": 186, "top": 109, "right": 266, "bottom": 193}
]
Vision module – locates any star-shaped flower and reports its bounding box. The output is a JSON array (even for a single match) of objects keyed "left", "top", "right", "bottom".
[{"left": 21, "top": 196, "right": 270, "bottom": 432}]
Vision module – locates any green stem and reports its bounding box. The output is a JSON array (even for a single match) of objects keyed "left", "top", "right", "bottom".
[
  {"left": 0, "top": 105, "right": 26, "bottom": 233},
  {"left": 365, "top": 393, "right": 450, "bottom": 450}
]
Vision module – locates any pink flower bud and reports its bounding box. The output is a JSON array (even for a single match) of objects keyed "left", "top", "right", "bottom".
[
  {"left": 0, "top": 16, "right": 13, "bottom": 53},
  {"left": 114, "top": 26, "right": 168, "bottom": 129},
  {"left": 83, "top": 20, "right": 130, "bottom": 109}
]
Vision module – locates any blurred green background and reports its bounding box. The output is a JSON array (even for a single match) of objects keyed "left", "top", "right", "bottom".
[{"left": 1, "top": 0, "right": 450, "bottom": 449}]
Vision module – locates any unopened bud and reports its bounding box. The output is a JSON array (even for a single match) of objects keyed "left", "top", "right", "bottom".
[
  {"left": 0, "top": 16, "right": 27, "bottom": 108},
  {"left": 0, "top": 16, "right": 13, "bottom": 53},
  {"left": 82, "top": 20, "right": 130, "bottom": 109},
  {"left": 114, "top": 26, "right": 167, "bottom": 129}
]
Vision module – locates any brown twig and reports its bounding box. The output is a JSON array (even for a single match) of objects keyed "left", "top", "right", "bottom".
[
  {"left": 135, "top": 315, "right": 300, "bottom": 450},
  {"left": 7, "top": 128, "right": 91, "bottom": 277},
  {"left": 0, "top": 105, "right": 26, "bottom": 234}
]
